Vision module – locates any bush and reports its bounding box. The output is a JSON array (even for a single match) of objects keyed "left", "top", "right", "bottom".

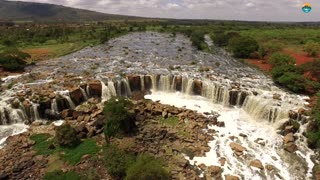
[
  {"left": 43, "top": 170, "right": 81, "bottom": 180},
  {"left": 269, "top": 53, "right": 296, "bottom": 67},
  {"left": 276, "top": 72, "right": 307, "bottom": 93},
  {"left": 125, "top": 155, "right": 170, "bottom": 180},
  {"left": 55, "top": 123, "right": 80, "bottom": 148},
  {"left": 304, "top": 41, "right": 320, "bottom": 57},
  {"left": 229, "top": 36, "right": 259, "bottom": 58},
  {"left": 0, "top": 47, "right": 30, "bottom": 71},
  {"left": 103, "top": 144, "right": 135, "bottom": 178},
  {"left": 103, "top": 97, "right": 135, "bottom": 143},
  {"left": 211, "top": 33, "right": 229, "bottom": 47}
]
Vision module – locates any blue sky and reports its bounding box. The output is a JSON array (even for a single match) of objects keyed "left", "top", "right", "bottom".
[{"left": 11, "top": 0, "right": 320, "bottom": 21}]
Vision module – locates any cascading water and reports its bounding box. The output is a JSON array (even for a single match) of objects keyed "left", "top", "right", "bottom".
[
  {"left": 80, "top": 87, "right": 89, "bottom": 101},
  {"left": 31, "top": 103, "right": 40, "bottom": 121},
  {"left": 58, "top": 91, "right": 76, "bottom": 109}
]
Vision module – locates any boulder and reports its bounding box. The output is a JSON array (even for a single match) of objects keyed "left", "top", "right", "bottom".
[
  {"left": 283, "top": 133, "right": 294, "bottom": 144},
  {"left": 69, "top": 88, "right": 84, "bottom": 106},
  {"left": 230, "top": 142, "right": 246, "bottom": 156},
  {"left": 61, "top": 109, "right": 74, "bottom": 119},
  {"left": 273, "top": 94, "right": 281, "bottom": 100},
  {"left": 219, "top": 158, "right": 226, "bottom": 166},
  {"left": 127, "top": 75, "right": 141, "bottom": 91},
  {"left": 250, "top": 160, "right": 264, "bottom": 169},
  {"left": 284, "top": 142, "right": 298, "bottom": 153},
  {"left": 208, "top": 165, "right": 222, "bottom": 176},
  {"left": 225, "top": 175, "right": 240, "bottom": 180},
  {"left": 88, "top": 81, "right": 102, "bottom": 97},
  {"left": 193, "top": 80, "right": 202, "bottom": 95}
]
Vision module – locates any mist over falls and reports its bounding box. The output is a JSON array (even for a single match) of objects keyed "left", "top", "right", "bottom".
[{"left": 0, "top": 32, "right": 314, "bottom": 179}]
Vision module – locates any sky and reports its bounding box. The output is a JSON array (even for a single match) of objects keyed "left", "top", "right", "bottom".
[{"left": 10, "top": 0, "right": 320, "bottom": 21}]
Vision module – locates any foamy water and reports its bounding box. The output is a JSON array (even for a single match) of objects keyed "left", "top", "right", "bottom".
[
  {"left": 0, "top": 124, "right": 28, "bottom": 149},
  {"left": 145, "top": 91, "right": 313, "bottom": 180}
]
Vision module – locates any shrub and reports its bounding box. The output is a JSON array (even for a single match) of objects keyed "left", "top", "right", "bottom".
[
  {"left": 43, "top": 170, "right": 81, "bottom": 180},
  {"left": 271, "top": 64, "right": 298, "bottom": 79},
  {"left": 125, "top": 155, "right": 170, "bottom": 180},
  {"left": 304, "top": 41, "right": 320, "bottom": 57},
  {"left": 55, "top": 123, "right": 80, "bottom": 148},
  {"left": 103, "top": 144, "right": 135, "bottom": 178},
  {"left": 277, "top": 72, "right": 307, "bottom": 93},
  {"left": 211, "top": 33, "right": 229, "bottom": 47},
  {"left": 0, "top": 47, "right": 30, "bottom": 71},
  {"left": 229, "top": 36, "right": 259, "bottom": 58},
  {"left": 269, "top": 53, "right": 296, "bottom": 67},
  {"left": 103, "top": 97, "right": 135, "bottom": 143}
]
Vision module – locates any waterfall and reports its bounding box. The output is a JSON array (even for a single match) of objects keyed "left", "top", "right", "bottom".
[
  {"left": 151, "top": 74, "right": 158, "bottom": 91},
  {"left": 140, "top": 75, "right": 145, "bottom": 91},
  {"left": 51, "top": 99, "right": 59, "bottom": 114},
  {"left": 86, "top": 85, "right": 91, "bottom": 97},
  {"left": 101, "top": 81, "right": 111, "bottom": 102},
  {"left": 31, "top": 103, "right": 40, "bottom": 121},
  {"left": 80, "top": 87, "right": 89, "bottom": 101},
  {"left": 185, "top": 79, "right": 194, "bottom": 95},
  {"left": 158, "top": 75, "right": 172, "bottom": 92},
  {"left": 59, "top": 91, "right": 76, "bottom": 109},
  {"left": 108, "top": 81, "right": 117, "bottom": 97}
]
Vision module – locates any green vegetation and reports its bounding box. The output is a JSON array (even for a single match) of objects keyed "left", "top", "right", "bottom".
[
  {"left": 229, "top": 36, "right": 259, "bottom": 58},
  {"left": 307, "top": 92, "right": 320, "bottom": 148},
  {"left": 103, "top": 97, "right": 136, "bottom": 143},
  {"left": 30, "top": 133, "right": 55, "bottom": 155},
  {"left": 55, "top": 123, "right": 80, "bottom": 148},
  {"left": 125, "top": 155, "right": 169, "bottom": 180},
  {"left": 43, "top": 170, "right": 81, "bottom": 180},
  {"left": 304, "top": 41, "right": 320, "bottom": 57},
  {"left": 269, "top": 53, "right": 295, "bottom": 67},
  {"left": 103, "top": 144, "right": 135, "bottom": 178},
  {"left": 31, "top": 132, "right": 99, "bottom": 165},
  {"left": 160, "top": 116, "right": 179, "bottom": 127},
  {"left": 62, "top": 139, "right": 99, "bottom": 165},
  {"left": 0, "top": 47, "right": 30, "bottom": 71}
]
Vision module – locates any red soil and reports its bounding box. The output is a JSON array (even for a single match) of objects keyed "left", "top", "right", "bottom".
[
  {"left": 245, "top": 59, "right": 272, "bottom": 72},
  {"left": 23, "top": 48, "right": 51, "bottom": 62}
]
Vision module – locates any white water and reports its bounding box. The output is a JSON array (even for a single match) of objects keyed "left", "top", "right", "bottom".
[
  {"left": 0, "top": 124, "right": 28, "bottom": 149},
  {"left": 145, "top": 91, "right": 313, "bottom": 180}
]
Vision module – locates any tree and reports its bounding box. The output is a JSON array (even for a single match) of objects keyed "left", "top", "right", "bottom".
[
  {"left": 0, "top": 47, "right": 30, "bottom": 71},
  {"left": 229, "top": 36, "right": 259, "bottom": 58},
  {"left": 103, "top": 97, "right": 135, "bottom": 143},
  {"left": 125, "top": 155, "right": 170, "bottom": 180},
  {"left": 304, "top": 41, "right": 320, "bottom": 57},
  {"left": 55, "top": 123, "right": 80, "bottom": 148},
  {"left": 269, "top": 53, "right": 296, "bottom": 67}
]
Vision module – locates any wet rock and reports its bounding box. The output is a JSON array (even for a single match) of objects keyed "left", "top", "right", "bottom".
[
  {"left": 284, "top": 142, "right": 298, "bottom": 153},
  {"left": 208, "top": 165, "right": 222, "bottom": 177},
  {"left": 174, "top": 75, "right": 182, "bottom": 91},
  {"left": 61, "top": 109, "right": 74, "bottom": 119},
  {"left": 283, "top": 133, "right": 294, "bottom": 144},
  {"left": 219, "top": 158, "right": 226, "bottom": 166},
  {"left": 250, "top": 160, "right": 264, "bottom": 169},
  {"left": 11, "top": 98, "right": 21, "bottom": 109},
  {"left": 289, "top": 110, "right": 298, "bottom": 120},
  {"left": 230, "top": 142, "right": 246, "bottom": 156},
  {"left": 128, "top": 75, "right": 141, "bottom": 91},
  {"left": 225, "top": 175, "right": 240, "bottom": 180},
  {"left": 273, "top": 94, "right": 281, "bottom": 100},
  {"left": 239, "top": 133, "right": 248, "bottom": 138},
  {"left": 88, "top": 81, "right": 102, "bottom": 97},
  {"left": 69, "top": 88, "right": 84, "bottom": 106},
  {"left": 217, "top": 121, "right": 225, "bottom": 127},
  {"left": 265, "top": 164, "right": 275, "bottom": 171},
  {"left": 193, "top": 80, "right": 202, "bottom": 95}
]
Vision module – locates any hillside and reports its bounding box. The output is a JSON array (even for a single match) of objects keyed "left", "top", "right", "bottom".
[{"left": 0, "top": 0, "right": 135, "bottom": 22}]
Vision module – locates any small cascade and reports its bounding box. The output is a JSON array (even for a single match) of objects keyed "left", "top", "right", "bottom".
[
  {"left": 116, "top": 79, "right": 132, "bottom": 97},
  {"left": 80, "top": 87, "right": 89, "bottom": 101},
  {"left": 242, "top": 96, "right": 287, "bottom": 122},
  {"left": 86, "top": 85, "right": 91, "bottom": 97},
  {"left": 158, "top": 75, "right": 172, "bottom": 92},
  {"left": 59, "top": 91, "right": 76, "bottom": 109},
  {"left": 51, "top": 99, "right": 59, "bottom": 115},
  {"left": 185, "top": 79, "right": 194, "bottom": 95},
  {"left": 0, "top": 99, "right": 27, "bottom": 125},
  {"left": 108, "top": 81, "right": 117, "bottom": 97},
  {"left": 101, "top": 81, "right": 112, "bottom": 102},
  {"left": 31, "top": 103, "right": 41, "bottom": 121},
  {"left": 151, "top": 74, "right": 158, "bottom": 91},
  {"left": 140, "top": 75, "right": 145, "bottom": 91}
]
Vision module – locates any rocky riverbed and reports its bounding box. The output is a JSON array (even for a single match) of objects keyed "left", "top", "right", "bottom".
[{"left": 0, "top": 32, "right": 318, "bottom": 179}]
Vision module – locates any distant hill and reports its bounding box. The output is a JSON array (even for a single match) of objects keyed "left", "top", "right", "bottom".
[{"left": 0, "top": 0, "right": 137, "bottom": 22}]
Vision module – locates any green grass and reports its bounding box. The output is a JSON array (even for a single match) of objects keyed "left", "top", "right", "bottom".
[
  {"left": 43, "top": 170, "right": 81, "bottom": 180},
  {"left": 30, "top": 134, "right": 100, "bottom": 165},
  {"left": 61, "top": 139, "right": 100, "bottom": 165},
  {"left": 159, "top": 116, "right": 179, "bottom": 127},
  {"left": 30, "top": 133, "right": 55, "bottom": 155}
]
